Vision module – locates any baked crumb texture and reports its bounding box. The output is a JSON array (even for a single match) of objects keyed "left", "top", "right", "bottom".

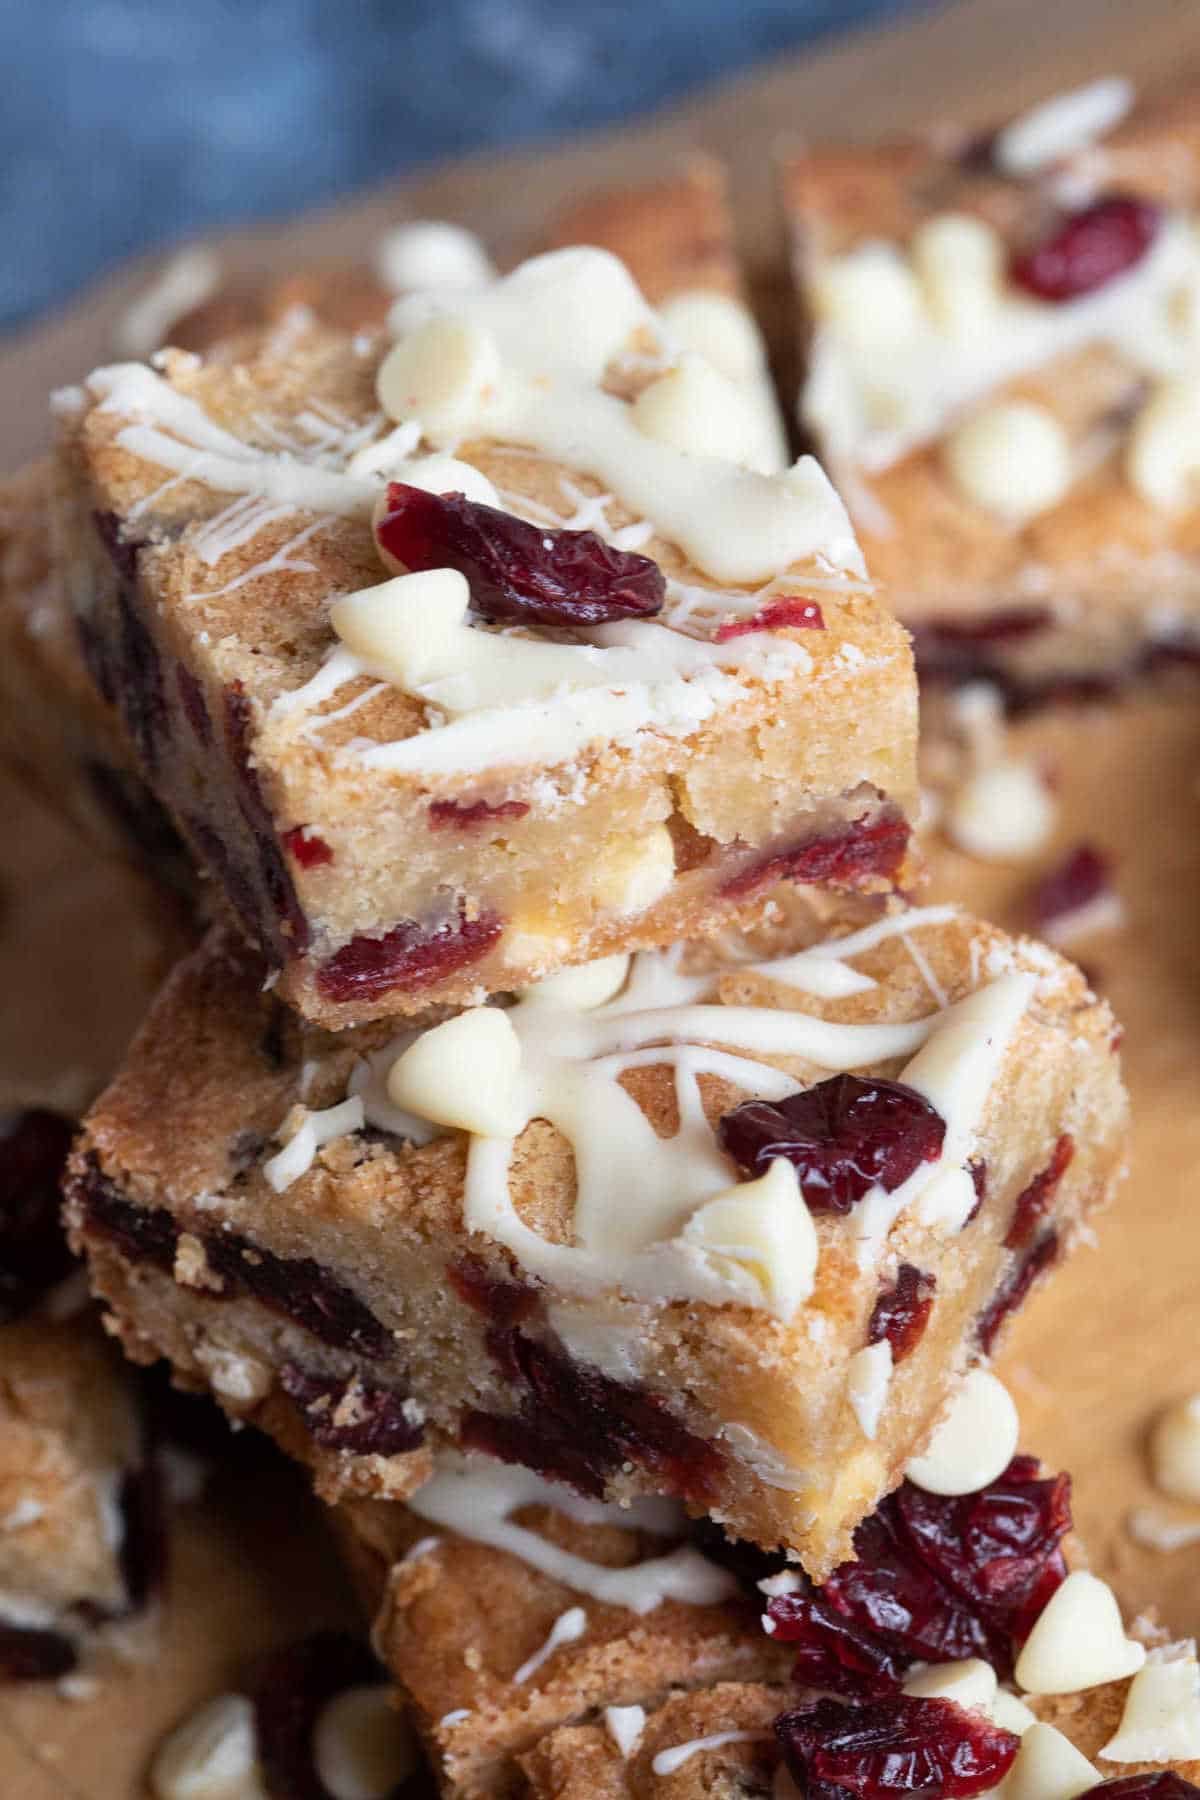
[
  {"left": 67, "top": 900, "right": 1126, "bottom": 1575},
  {"left": 51, "top": 234, "right": 915, "bottom": 1026},
  {"left": 781, "top": 76, "right": 1200, "bottom": 707},
  {"left": 0, "top": 1314, "right": 160, "bottom": 1683}
]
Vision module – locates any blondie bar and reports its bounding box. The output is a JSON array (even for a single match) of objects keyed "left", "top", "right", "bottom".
[
  {"left": 53, "top": 245, "right": 916, "bottom": 1025},
  {"left": 340, "top": 1442, "right": 1199, "bottom": 1800},
  {"left": 781, "top": 76, "right": 1200, "bottom": 707},
  {"left": 68, "top": 897, "right": 1126, "bottom": 1570},
  {"left": 0, "top": 1109, "right": 162, "bottom": 1685}
]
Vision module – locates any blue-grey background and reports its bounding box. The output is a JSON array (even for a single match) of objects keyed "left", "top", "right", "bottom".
[{"left": 2, "top": 0, "right": 915, "bottom": 333}]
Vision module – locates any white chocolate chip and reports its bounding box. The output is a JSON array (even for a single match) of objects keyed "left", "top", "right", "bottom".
[
  {"left": 587, "top": 825, "right": 676, "bottom": 917},
  {"left": 151, "top": 1694, "right": 268, "bottom": 1800},
  {"left": 1150, "top": 1394, "right": 1200, "bottom": 1502},
  {"left": 683, "top": 1158, "right": 818, "bottom": 1321},
  {"left": 1015, "top": 1571, "right": 1146, "bottom": 1694},
  {"left": 815, "top": 243, "right": 926, "bottom": 350},
  {"left": 945, "top": 759, "right": 1057, "bottom": 862},
  {"left": 902, "top": 1658, "right": 998, "bottom": 1712},
  {"left": 847, "top": 1340, "right": 893, "bottom": 1441},
  {"left": 312, "top": 1685, "right": 419, "bottom": 1800},
  {"left": 376, "top": 316, "right": 502, "bottom": 446},
  {"left": 1003, "top": 1723, "right": 1099, "bottom": 1800},
  {"left": 994, "top": 77, "right": 1135, "bottom": 176},
  {"left": 521, "top": 954, "right": 631, "bottom": 1010},
  {"left": 658, "top": 291, "right": 763, "bottom": 380},
  {"left": 915, "top": 1165, "right": 980, "bottom": 1232},
  {"left": 911, "top": 214, "right": 1005, "bottom": 336},
  {"left": 380, "top": 453, "right": 500, "bottom": 508},
  {"left": 905, "top": 1370, "right": 1019, "bottom": 1496},
  {"left": 944, "top": 401, "right": 1072, "bottom": 523},
  {"left": 387, "top": 1007, "right": 524, "bottom": 1138},
  {"left": 376, "top": 220, "right": 494, "bottom": 294},
  {"left": 632, "top": 352, "right": 771, "bottom": 469},
  {"left": 1100, "top": 1643, "right": 1200, "bottom": 1762},
  {"left": 331, "top": 568, "right": 470, "bottom": 688},
  {"left": 193, "top": 1344, "right": 273, "bottom": 1407},
  {"left": 1126, "top": 377, "right": 1200, "bottom": 512},
  {"left": 604, "top": 1704, "right": 647, "bottom": 1760},
  {"left": 992, "top": 1690, "right": 1039, "bottom": 1735}
]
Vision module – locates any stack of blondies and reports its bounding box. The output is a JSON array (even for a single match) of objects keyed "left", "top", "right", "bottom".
[{"left": 5, "top": 75, "right": 1200, "bottom": 1800}]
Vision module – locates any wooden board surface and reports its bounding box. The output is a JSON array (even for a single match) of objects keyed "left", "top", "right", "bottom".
[{"left": 4, "top": 0, "right": 1200, "bottom": 1790}]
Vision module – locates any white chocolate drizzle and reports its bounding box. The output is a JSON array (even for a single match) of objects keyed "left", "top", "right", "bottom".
[
  {"left": 651, "top": 1731, "right": 770, "bottom": 1777},
  {"left": 511, "top": 1605, "right": 588, "bottom": 1685},
  {"left": 403, "top": 1456, "right": 736, "bottom": 1616},
  {"left": 367, "top": 909, "right": 1035, "bottom": 1310}
]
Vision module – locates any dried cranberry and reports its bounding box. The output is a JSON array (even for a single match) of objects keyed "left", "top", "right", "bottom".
[
  {"left": 225, "top": 686, "right": 310, "bottom": 953},
  {"left": 1028, "top": 845, "right": 1112, "bottom": 931},
  {"left": 447, "top": 1254, "right": 539, "bottom": 1327},
  {"left": 1078, "top": 1779, "right": 1200, "bottom": 1800},
  {"left": 377, "top": 482, "right": 665, "bottom": 628},
  {"left": 966, "top": 1158, "right": 988, "bottom": 1221},
  {"left": 117, "top": 583, "right": 167, "bottom": 771},
  {"left": 1011, "top": 197, "right": 1160, "bottom": 303},
  {"left": 428, "top": 797, "right": 530, "bottom": 831},
  {"left": 317, "top": 907, "right": 501, "bottom": 1005},
  {"left": 176, "top": 663, "right": 213, "bottom": 745},
  {"left": 280, "top": 1363, "right": 423, "bottom": 1456},
  {"left": 0, "top": 1623, "right": 78, "bottom": 1683},
  {"left": 465, "top": 1327, "right": 724, "bottom": 1504},
  {"left": 977, "top": 1230, "right": 1060, "bottom": 1355},
  {"left": 251, "top": 1630, "right": 386, "bottom": 1800},
  {"left": 188, "top": 816, "right": 262, "bottom": 941},
  {"left": 1006, "top": 1136, "right": 1074, "bottom": 1250},
  {"left": 775, "top": 1695, "right": 1018, "bottom": 1800},
  {"left": 867, "top": 1266, "right": 936, "bottom": 1363},
  {"left": 76, "top": 1165, "right": 180, "bottom": 1273},
  {"left": 117, "top": 1459, "right": 167, "bottom": 1611},
  {"left": 0, "top": 1109, "right": 76, "bottom": 1322},
  {"left": 203, "top": 1234, "right": 390, "bottom": 1361},
  {"left": 719, "top": 1076, "right": 945, "bottom": 1213},
  {"left": 720, "top": 814, "right": 910, "bottom": 901},
  {"left": 766, "top": 1460, "right": 1071, "bottom": 1688},
  {"left": 282, "top": 826, "right": 334, "bottom": 869},
  {"left": 715, "top": 598, "right": 825, "bottom": 641}
]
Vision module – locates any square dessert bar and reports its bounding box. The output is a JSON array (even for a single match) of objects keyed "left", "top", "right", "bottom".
[
  {"left": 53, "top": 244, "right": 917, "bottom": 1027},
  {"left": 338, "top": 1447, "right": 1196, "bottom": 1800},
  {"left": 781, "top": 76, "right": 1200, "bottom": 707},
  {"left": 68, "top": 896, "right": 1126, "bottom": 1573},
  {"left": 0, "top": 1108, "right": 162, "bottom": 1685},
  {"left": 0, "top": 461, "right": 194, "bottom": 897},
  {"left": 333, "top": 1475, "right": 789, "bottom": 1800}
]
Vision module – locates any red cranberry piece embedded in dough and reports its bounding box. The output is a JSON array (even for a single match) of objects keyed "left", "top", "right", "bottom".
[
  {"left": 1078, "top": 1779, "right": 1200, "bottom": 1800},
  {"left": 775, "top": 1695, "right": 1019, "bottom": 1800},
  {"left": 720, "top": 813, "right": 910, "bottom": 900},
  {"left": 428, "top": 796, "right": 530, "bottom": 831},
  {"left": 768, "top": 1587, "right": 910, "bottom": 1700},
  {"left": 282, "top": 825, "right": 334, "bottom": 868},
  {"left": 0, "top": 1108, "right": 76, "bottom": 1322},
  {"left": 377, "top": 482, "right": 666, "bottom": 627},
  {"left": 317, "top": 907, "right": 502, "bottom": 1005},
  {"left": 251, "top": 1630, "right": 386, "bottom": 1800},
  {"left": 176, "top": 662, "right": 212, "bottom": 745},
  {"left": 1005, "top": 1135, "right": 1074, "bottom": 1250},
  {"left": 280, "top": 1363, "right": 424, "bottom": 1456},
  {"left": 202, "top": 1232, "right": 391, "bottom": 1361},
  {"left": 977, "top": 1229, "right": 1060, "bottom": 1355},
  {"left": 715, "top": 597, "right": 825, "bottom": 641},
  {"left": 447, "top": 1253, "right": 539, "bottom": 1326},
  {"left": 1011, "top": 196, "right": 1160, "bottom": 303},
  {"left": 1027, "top": 844, "right": 1112, "bottom": 931},
  {"left": 719, "top": 1076, "right": 945, "bottom": 1213},
  {"left": 867, "top": 1265, "right": 936, "bottom": 1362},
  {"left": 0, "top": 1624, "right": 78, "bottom": 1683},
  {"left": 75, "top": 1162, "right": 181, "bottom": 1273},
  {"left": 467, "top": 1326, "right": 724, "bottom": 1504}
]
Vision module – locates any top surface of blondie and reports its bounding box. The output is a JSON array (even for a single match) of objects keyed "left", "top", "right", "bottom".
[
  {"left": 61, "top": 246, "right": 902, "bottom": 787},
  {"left": 782, "top": 76, "right": 1200, "bottom": 607}
]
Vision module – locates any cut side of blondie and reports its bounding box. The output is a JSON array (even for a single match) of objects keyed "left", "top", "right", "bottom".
[
  {"left": 53, "top": 244, "right": 916, "bottom": 1025},
  {"left": 781, "top": 76, "right": 1200, "bottom": 708},
  {"left": 67, "top": 898, "right": 1126, "bottom": 1572}
]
